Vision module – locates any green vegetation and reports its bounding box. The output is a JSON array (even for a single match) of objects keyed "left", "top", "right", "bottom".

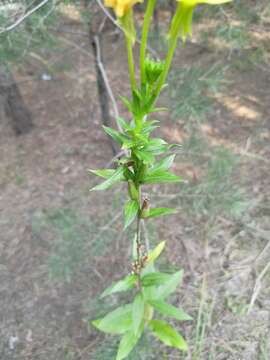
[
  {"left": 0, "top": 2, "right": 58, "bottom": 64},
  {"left": 168, "top": 64, "right": 227, "bottom": 122}
]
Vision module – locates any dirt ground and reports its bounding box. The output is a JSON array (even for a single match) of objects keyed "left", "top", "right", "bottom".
[{"left": 0, "top": 4, "right": 270, "bottom": 360}]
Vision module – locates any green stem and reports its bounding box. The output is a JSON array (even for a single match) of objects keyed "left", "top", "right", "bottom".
[
  {"left": 125, "top": 34, "right": 137, "bottom": 91},
  {"left": 136, "top": 185, "right": 142, "bottom": 287},
  {"left": 153, "top": 2, "right": 182, "bottom": 100},
  {"left": 140, "top": 0, "right": 157, "bottom": 86}
]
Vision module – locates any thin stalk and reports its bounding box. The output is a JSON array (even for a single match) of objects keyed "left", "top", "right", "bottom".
[
  {"left": 136, "top": 185, "right": 142, "bottom": 257},
  {"left": 125, "top": 34, "right": 137, "bottom": 91},
  {"left": 140, "top": 0, "right": 157, "bottom": 85},
  {"left": 136, "top": 185, "right": 142, "bottom": 287},
  {"left": 153, "top": 2, "right": 182, "bottom": 100},
  {"left": 136, "top": 214, "right": 141, "bottom": 261}
]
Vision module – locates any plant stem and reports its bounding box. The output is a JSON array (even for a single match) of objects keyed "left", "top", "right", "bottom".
[
  {"left": 125, "top": 33, "right": 137, "bottom": 91},
  {"left": 153, "top": 2, "right": 182, "bottom": 100},
  {"left": 136, "top": 185, "right": 142, "bottom": 288},
  {"left": 140, "top": 0, "right": 157, "bottom": 85},
  {"left": 136, "top": 186, "right": 142, "bottom": 262}
]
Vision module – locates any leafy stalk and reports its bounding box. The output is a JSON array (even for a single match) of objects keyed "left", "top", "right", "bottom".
[
  {"left": 90, "top": 0, "right": 233, "bottom": 357},
  {"left": 153, "top": 2, "right": 183, "bottom": 100},
  {"left": 125, "top": 33, "right": 137, "bottom": 91},
  {"left": 140, "top": 0, "right": 157, "bottom": 85}
]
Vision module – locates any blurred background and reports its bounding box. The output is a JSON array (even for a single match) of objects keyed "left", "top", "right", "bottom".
[{"left": 0, "top": 0, "right": 270, "bottom": 359}]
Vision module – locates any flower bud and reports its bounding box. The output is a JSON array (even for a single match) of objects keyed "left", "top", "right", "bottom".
[
  {"left": 140, "top": 197, "right": 150, "bottom": 218},
  {"left": 145, "top": 57, "right": 165, "bottom": 85}
]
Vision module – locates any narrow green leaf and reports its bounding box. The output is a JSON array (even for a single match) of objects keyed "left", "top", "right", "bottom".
[
  {"left": 117, "top": 117, "right": 132, "bottom": 131},
  {"left": 141, "top": 272, "right": 170, "bottom": 287},
  {"left": 143, "top": 170, "right": 181, "bottom": 184},
  {"left": 151, "top": 155, "right": 176, "bottom": 172},
  {"left": 146, "top": 138, "right": 168, "bottom": 155},
  {"left": 141, "top": 120, "right": 160, "bottom": 136},
  {"left": 157, "top": 270, "right": 184, "bottom": 300},
  {"left": 124, "top": 200, "right": 139, "bottom": 229},
  {"left": 88, "top": 169, "right": 116, "bottom": 179},
  {"left": 132, "top": 293, "right": 145, "bottom": 336},
  {"left": 148, "top": 138, "right": 167, "bottom": 147},
  {"left": 149, "top": 319, "right": 188, "bottom": 351},
  {"left": 90, "top": 167, "right": 124, "bottom": 191},
  {"left": 101, "top": 274, "right": 138, "bottom": 298},
  {"left": 134, "top": 149, "right": 155, "bottom": 164},
  {"left": 103, "top": 125, "right": 128, "bottom": 145},
  {"left": 146, "top": 207, "right": 178, "bottom": 219},
  {"left": 147, "top": 241, "right": 166, "bottom": 264},
  {"left": 149, "top": 107, "right": 168, "bottom": 113},
  {"left": 116, "top": 330, "right": 141, "bottom": 360},
  {"left": 149, "top": 300, "right": 192, "bottom": 321},
  {"left": 120, "top": 96, "right": 133, "bottom": 113},
  {"left": 92, "top": 305, "right": 132, "bottom": 334}
]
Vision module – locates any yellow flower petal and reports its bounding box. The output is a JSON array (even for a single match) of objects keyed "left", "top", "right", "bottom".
[
  {"left": 104, "top": 0, "right": 116, "bottom": 7},
  {"left": 104, "top": 0, "right": 142, "bottom": 17}
]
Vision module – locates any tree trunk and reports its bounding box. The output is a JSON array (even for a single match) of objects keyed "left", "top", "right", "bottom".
[
  {"left": 89, "top": 28, "right": 118, "bottom": 156},
  {"left": 0, "top": 65, "right": 33, "bottom": 135},
  {"left": 153, "top": 7, "right": 159, "bottom": 39}
]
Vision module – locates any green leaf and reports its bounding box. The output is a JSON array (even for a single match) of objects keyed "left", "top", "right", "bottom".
[
  {"left": 148, "top": 319, "right": 188, "bottom": 351},
  {"left": 92, "top": 305, "right": 132, "bottom": 334},
  {"left": 90, "top": 167, "right": 124, "bottom": 191},
  {"left": 141, "top": 272, "right": 170, "bottom": 287},
  {"left": 116, "top": 330, "right": 141, "bottom": 360},
  {"left": 143, "top": 170, "right": 181, "bottom": 184},
  {"left": 132, "top": 293, "right": 145, "bottom": 336},
  {"left": 121, "top": 139, "right": 136, "bottom": 149},
  {"left": 101, "top": 274, "right": 138, "bottom": 298},
  {"left": 120, "top": 96, "right": 133, "bottom": 113},
  {"left": 124, "top": 200, "right": 139, "bottom": 229},
  {"left": 149, "top": 300, "right": 192, "bottom": 321},
  {"left": 103, "top": 125, "right": 128, "bottom": 145},
  {"left": 134, "top": 149, "right": 155, "bottom": 164},
  {"left": 147, "top": 241, "right": 166, "bottom": 264},
  {"left": 88, "top": 169, "right": 117, "bottom": 179},
  {"left": 141, "top": 120, "right": 160, "bottom": 136},
  {"left": 151, "top": 155, "right": 176, "bottom": 172},
  {"left": 146, "top": 138, "right": 168, "bottom": 155},
  {"left": 149, "top": 107, "right": 168, "bottom": 114},
  {"left": 146, "top": 207, "right": 178, "bottom": 219},
  {"left": 117, "top": 117, "right": 132, "bottom": 131},
  {"left": 157, "top": 270, "right": 184, "bottom": 300}
]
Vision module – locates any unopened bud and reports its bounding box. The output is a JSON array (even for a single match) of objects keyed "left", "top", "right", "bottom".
[{"left": 140, "top": 197, "right": 150, "bottom": 218}]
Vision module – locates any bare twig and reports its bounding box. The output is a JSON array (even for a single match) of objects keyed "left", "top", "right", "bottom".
[
  {"left": 248, "top": 261, "right": 270, "bottom": 314},
  {"left": 93, "top": 35, "right": 121, "bottom": 127},
  {"left": 141, "top": 220, "right": 150, "bottom": 252},
  {"left": 105, "top": 149, "right": 127, "bottom": 168}
]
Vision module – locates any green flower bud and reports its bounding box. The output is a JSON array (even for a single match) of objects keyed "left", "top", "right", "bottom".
[{"left": 145, "top": 57, "right": 165, "bottom": 85}]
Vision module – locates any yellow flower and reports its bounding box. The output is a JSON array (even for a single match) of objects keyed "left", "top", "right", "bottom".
[
  {"left": 174, "top": 0, "right": 232, "bottom": 41},
  {"left": 104, "top": 0, "right": 143, "bottom": 18}
]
